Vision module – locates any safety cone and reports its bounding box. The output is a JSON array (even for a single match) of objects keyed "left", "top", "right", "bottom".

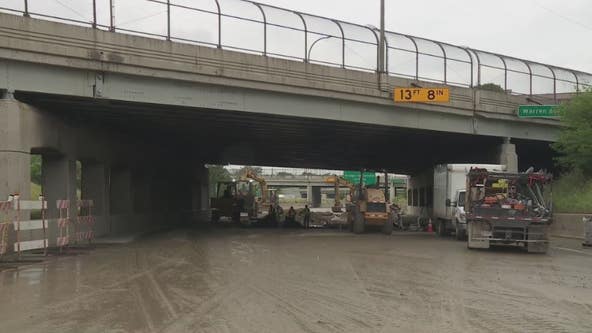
[{"left": 427, "top": 219, "right": 433, "bottom": 233}]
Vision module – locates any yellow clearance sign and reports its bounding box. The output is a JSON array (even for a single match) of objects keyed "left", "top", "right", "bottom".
[{"left": 394, "top": 87, "right": 450, "bottom": 103}]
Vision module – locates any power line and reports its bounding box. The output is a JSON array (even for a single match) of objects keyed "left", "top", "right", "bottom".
[
  {"left": 53, "top": 0, "right": 86, "bottom": 19},
  {"left": 533, "top": 1, "right": 592, "bottom": 32},
  {"left": 118, "top": 11, "right": 167, "bottom": 27}
]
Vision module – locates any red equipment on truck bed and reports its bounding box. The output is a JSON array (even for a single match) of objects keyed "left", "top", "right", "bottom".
[{"left": 465, "top": 168, "right": 552, "bottom": 253}]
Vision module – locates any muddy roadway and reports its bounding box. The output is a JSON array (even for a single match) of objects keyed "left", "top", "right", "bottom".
[{"left": 1, "top": 227, "right": 592, "bottom": 333}]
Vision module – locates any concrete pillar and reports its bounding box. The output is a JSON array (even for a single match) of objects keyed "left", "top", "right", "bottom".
[
  {"left": 0, "top": 152, "right": 30, "bottom": 200},
  {"left": 82, "top": 162, "right": 107, "bottom": 215},
  {"left": 0, "top": 98, "right": 31, "bottom": 200},
  {"left": 499, "top": 138, "right": 518, "bottom": 173},
  {"left": 311, "top": 186, "right": 322, "bottom": 208},
  {"left": 109, "top": 167, "right": 132, "bottom": 215},
  {"left": 131, "top": 168, "right": 151, "bottom": 214},
  {"left": 108, "top": 167, "right": 134, "bottom": 235},
  {"left": 192, "top": 165, "right": 209, "bottom": 221},
  {"left": 42, "top": 155, "right": 77, "bottom": 219},
  {"left": 306, "top": 185, "right": 313, "bottom": 205},
  {"left": 82, "top": 162, "right": 108, "bottom": 235}
]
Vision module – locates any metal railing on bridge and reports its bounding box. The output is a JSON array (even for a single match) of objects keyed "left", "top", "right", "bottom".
[{"left": 1, "top": 0, "right": 591, "bottom": 99}]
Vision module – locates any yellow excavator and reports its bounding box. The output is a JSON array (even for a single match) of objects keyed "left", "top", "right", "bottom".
[
  {"left": 242, "top": 169, "right": 269, "bottom": 209},
  {"left": 325, "top": 175, "right": 356, "bottom": 212},
  {"left": 240, "top": 169, "right": 281, "bottom": 225}
]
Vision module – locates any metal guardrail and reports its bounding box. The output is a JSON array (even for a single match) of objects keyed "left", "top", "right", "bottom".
[{"left": 1, "top": 0, "right": 591, "bottom": 99}]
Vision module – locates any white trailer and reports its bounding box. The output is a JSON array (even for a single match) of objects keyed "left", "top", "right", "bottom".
[{"left": 433, "top": 164, "right": 506, "bottom": 240}]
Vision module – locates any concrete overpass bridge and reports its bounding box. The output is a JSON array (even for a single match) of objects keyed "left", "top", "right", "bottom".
[{"left": 0, "top": 1, "right": 591, "bottom": 240}]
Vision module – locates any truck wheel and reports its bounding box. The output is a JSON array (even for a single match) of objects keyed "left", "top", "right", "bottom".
[
  {"left": 352, "top": 208, "right": 365, "bottom": 234},
  {"left": 382, "top": 216, "right": 393, "bottom": 235},
  {"left": 455, "top": 222, "right": 466, "bottom": 241},
  {"left": 437, "top": 220, "right": 447, "bottom": 237}
]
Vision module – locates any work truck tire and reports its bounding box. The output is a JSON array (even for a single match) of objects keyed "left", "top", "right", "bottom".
[
  {"left": 455, "top": 221, "right": 466, "bottom": 241},
  {"left": 382, "top": 216, "right": 393, "bottom": 235},
  {"left": 437, "top": 220, "right": 447, "bottom": 237},
  {"left": 352, "top": 208, "right": 365, "bottom": 234}
]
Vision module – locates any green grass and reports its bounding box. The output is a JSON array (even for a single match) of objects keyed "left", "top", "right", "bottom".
[
  {"left": 553, "top": 170, "right": 592, "bottom": 214},
  {"left": 31, "top": 182, "right": 42, "bottom": 199}
]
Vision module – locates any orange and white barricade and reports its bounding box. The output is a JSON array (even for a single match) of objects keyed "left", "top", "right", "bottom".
[
  {"left": 76, "top": 200, "right": 94, "bottom": 244},
  {"left": 56, "top": 200, "right": 70, "bottom": 251},
  {"left": 0, "top": 196, "right": 16, "bottom": 258},
  {"left": 13, "top": 195, "right": 48, "bottom": 257}
]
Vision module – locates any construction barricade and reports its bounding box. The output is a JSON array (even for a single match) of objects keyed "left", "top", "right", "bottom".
[
  {"left": 0, "top": 196, "right": 16, "bottom": 258},
  {"left": 13, "top": 195, "right": 48, "bottom": 258},
  {"left": 75, "top": 200, "right": 95, "bottom": 245},
  {"left": 56, "top": 200, "right": 70, "bottom": 252}
]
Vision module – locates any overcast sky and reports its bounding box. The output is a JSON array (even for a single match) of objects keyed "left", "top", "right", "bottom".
[{"left": 254, "top": 0, "right": 592, "bottom": 73}]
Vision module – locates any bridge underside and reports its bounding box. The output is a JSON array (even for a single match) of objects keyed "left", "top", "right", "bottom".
[{"left": 15, "top": 92, "right": 554, "bottom": 174}]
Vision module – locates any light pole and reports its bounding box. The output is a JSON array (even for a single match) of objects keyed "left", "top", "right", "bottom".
[
  {"left": 109, "top": 0, "right": 115, "bottom": 31},
  {"left": 378, "top": 0, "right": 386, "bottom": 74},
  {"left": 307, "top": 35, "right": 332, "bottom": 63}
]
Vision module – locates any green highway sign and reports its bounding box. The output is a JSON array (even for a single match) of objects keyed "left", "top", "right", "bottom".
[
  {"left": 518, "top": 105, "right": 559, "bottom": 118},
  {"left": 343, "top": 171, "right": 377, "bottom": 186}
]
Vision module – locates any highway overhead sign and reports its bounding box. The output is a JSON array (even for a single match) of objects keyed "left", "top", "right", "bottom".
[
  {"left": 518, "top": 105, "right": 559, "bottom": 118},
  {"left": 394, "top": 88, "right": 450, "bottom": 103},
  {"left": 343, "top": 171, "right": 377, "bottom": 186}
]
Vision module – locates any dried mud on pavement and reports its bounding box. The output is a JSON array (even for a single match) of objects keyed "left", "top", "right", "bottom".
[{"left": 1, "top": 228, "right": 592, "bottom": 333}]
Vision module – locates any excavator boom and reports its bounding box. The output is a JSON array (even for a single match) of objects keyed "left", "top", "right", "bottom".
[{"left": 325, "top": 175, "right": 356, "bottom": 212}]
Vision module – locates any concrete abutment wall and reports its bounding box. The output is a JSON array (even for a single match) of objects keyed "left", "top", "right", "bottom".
[{"left": 0, "top": 97, "right": 209, "bottom": 251}]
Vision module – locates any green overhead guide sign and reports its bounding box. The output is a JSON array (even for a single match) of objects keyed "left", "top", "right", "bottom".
[
  {"left": 343, "top": 171, "right": 377, "bottom": 186},
  {"left": 518, "top": 105, "right": 559, "bottom": 118}
]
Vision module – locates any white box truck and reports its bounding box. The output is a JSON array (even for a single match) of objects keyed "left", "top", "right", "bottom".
[{"left": 433, "top": 164, "right": 506, "bottom": 240}]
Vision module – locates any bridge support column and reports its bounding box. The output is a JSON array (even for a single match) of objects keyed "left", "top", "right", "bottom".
[
  {"left": 109, "top": 168, "right": 132, "bottom": 214},
  {"left": 499, "top": 138, "right": 518, "bottom": 173},
  {"left": 311, "top": 186, "right": 322, "bottom": 208},
  {"left": 42, "top": 155, "right": 77, "bottom": 219},
  {"left": 82, "top": 162, "right": 109, "bottom": 235},
  {"left": 0, "top": 152, "right": 30, "bottom": 200},
  {"left": 0, "top": 99, "right": 31, "bottom": 200},
  {"left": 192, "top": 165, "right": 209, "bottom": 223}
]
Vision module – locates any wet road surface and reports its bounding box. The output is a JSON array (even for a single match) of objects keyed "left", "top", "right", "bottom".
[{"left": 1, "top": 228, "right": 592, "bottom": 332}]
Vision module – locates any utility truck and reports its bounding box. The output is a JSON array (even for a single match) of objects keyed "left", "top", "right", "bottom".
[
  {"left": 465, "top": 168, "right": 552, "bottom": 253},
  {"left": 433, "top": 164, "right": 506, "bottom": 240}
]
